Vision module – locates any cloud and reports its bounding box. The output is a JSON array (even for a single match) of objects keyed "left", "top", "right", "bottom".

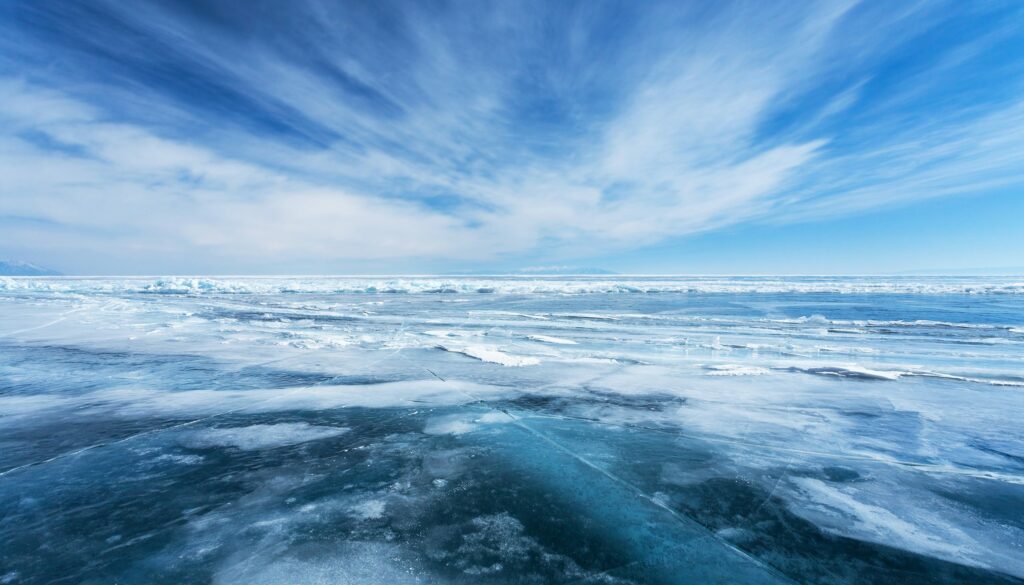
[
  {"left": 0, "top": 79, "right": 491, "bottom": 266},
  {"left": 1, "top": 0, "right": 1022, "bottom": 272}
]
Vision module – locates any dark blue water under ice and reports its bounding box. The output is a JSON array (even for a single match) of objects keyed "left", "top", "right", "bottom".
[{"left": 1, "top": 276, "right": 1023, "bottom": 584}]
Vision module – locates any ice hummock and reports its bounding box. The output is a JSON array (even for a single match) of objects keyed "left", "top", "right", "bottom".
[{"left": 2, "top": 274, "right": 1024, "bottom": 295}]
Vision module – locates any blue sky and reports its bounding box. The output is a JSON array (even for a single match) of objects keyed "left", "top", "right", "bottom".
[{"left": 1, "top": 0, "right": 1023, "bottom": 275}]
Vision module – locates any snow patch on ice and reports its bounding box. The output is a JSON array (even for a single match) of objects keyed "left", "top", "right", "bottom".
[
  {"left": 0, "top": 380, "right": 515, "bottom": 420},
  {"left": 424, "top": 416, "right": 478, "bottom": 435},
  {"left": 780, "top": 364, "right": 1024, "bottom": 386},
  {"left": 784, "top": 364, "right": 905, "bottom": 381},
  {"left": 704, "top": 364, "right": 771, "bottom": 376},
  {"left": 437, "top": 344, "right": 540, "bottom": 367},
  {"left": 350, "top": 499, "right": 386, "bottom": 520},
  {"left": 424, "top": 412, "right": 510, "bottom": 435},
  {"left": 527, "top": 334, "right": 577, "bottom": 345},
  {"left": 793, "top": 477, "right": 976, "bottom": 562},
  {"left": 153, "top": 453, "right": 205, "bottom": 466},
  {"left": 213, "top": 542, "right": 426, "bottom": 585},
  {"left": 181, "top": 423, "right": 348, "bottom": 451}
]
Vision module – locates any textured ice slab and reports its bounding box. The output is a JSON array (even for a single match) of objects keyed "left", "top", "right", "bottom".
[{"left": 1, "top": 277, "right": 1023, "bottom": 584}]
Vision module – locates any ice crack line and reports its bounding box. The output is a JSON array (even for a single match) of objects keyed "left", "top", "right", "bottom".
[
  {"left": 0, "top": 303, "right": 91, "bottom": 338},
  {"left": 520, "top": 411, "right": 1024, "bottom": 485},
  {"left": 418, "top": 366, "right": 798, "bottom": 584}
]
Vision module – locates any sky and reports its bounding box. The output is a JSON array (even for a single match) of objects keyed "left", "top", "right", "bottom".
[{"left": 1, "top": 0, "right": 1023, "bottom": 275}]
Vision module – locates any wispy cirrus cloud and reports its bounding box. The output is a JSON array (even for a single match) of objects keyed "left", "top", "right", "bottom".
[{"left": 1, "top": 0, "right": 1022, "bottom": 273}]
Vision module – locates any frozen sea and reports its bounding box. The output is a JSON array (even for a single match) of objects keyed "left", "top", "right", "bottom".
[{"left": 1, "top": 276, "right": 1023, "bottom": 584}]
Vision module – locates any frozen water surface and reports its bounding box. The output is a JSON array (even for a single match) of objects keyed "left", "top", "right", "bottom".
[{"left": 1, "top": 276, "right": 1023, "bottom": 584}]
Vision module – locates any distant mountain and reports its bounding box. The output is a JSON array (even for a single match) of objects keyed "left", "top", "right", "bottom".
[{"left": 0, "top": 260, "right": 62, "bottom": 276}]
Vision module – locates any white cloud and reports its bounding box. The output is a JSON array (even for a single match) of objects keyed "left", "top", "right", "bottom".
[{"left": 2, "top": 1, "right": 1023, "bottom": 272}]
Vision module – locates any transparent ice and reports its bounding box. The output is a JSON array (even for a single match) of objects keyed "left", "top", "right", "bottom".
[{"left": 1, "top": 276, "right": 1022, "bottom": 584}]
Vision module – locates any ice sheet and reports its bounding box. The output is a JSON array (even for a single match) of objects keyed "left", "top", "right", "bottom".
[{"left": 1, "top": 276, "right": 1022, "bottom": 584}]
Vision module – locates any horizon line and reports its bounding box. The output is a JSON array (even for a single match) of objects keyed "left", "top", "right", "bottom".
[{"left": 5, "top": 273, "right": 1023, "bottom": 279}]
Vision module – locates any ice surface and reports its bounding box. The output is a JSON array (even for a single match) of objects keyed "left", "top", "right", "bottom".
[
  {"left": 180, "top": 423, "right": 348, "bottom": 450},
  {"left": 1, "top": 276, "right": 1023, "bottom": 584}
]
